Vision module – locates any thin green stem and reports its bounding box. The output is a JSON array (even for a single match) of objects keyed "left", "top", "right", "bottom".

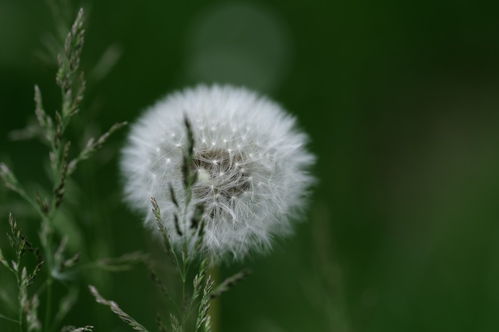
[
  {"left": 8, "top": 183, "right": 45, "bottom": 221},
  {"left": 44, "top": 277, "right": 53, "bottom": 332},
  {"left": 179, "top": 256, "right": 188, "bottom": 330},
  {"left": 15, "top": 262, "right": 23, "bottom": 332},
  {"left": 208, "top": 267, "right": 219, "bottom": 332},
  {"left": 0, "top": 313, "right": 19, "bottom": 324},
  {"left": 37, "top": 201, "right": 57, "bottom": 332},
  {"left": 42, "top": 212, "right": 55, "bottom": 332},
  {"left": 33, "top": 279, "right": 50, "bottom": 298},
  {"left": 0, "top": 314, "right": 19, "bottom": 324}
]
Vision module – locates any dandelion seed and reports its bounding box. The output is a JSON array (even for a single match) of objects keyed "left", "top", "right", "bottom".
[{"left": 121, "top": 84, "right": 315, "bottom": 260}]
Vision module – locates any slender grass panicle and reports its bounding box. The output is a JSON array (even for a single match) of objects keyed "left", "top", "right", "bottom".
[
  {"left": 121, "top": 85, "right": 315, "bottom": 260},
  {"left": 0, "top": 5, "right": 128, "bottom": 331}
]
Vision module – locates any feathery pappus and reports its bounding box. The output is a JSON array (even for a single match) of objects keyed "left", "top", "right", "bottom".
[{"left": 121, "top": 84, "right": 315, "bottom": 260}]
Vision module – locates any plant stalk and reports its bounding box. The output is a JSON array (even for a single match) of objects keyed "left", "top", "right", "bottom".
[{"left": 208, "top": 266, "right": 219, "bottom": 332}]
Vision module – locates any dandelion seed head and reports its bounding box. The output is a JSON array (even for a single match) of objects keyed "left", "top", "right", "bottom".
[{"left": 121, "top": 84, "right": 315, "bottom": 260}]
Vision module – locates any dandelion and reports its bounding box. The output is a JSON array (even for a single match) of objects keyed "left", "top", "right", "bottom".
[{"left": 121, "top": 84, "right": 315, "bottom": 260}]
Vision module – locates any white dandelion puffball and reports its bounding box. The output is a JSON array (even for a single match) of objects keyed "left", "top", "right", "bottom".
[{"left": 121, "top": 84, "right": 315, "bottom": 260}]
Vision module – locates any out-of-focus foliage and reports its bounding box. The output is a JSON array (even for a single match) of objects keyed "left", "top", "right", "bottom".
[{"left": 1, "top": 0, "right": 499, "bottom": 331}]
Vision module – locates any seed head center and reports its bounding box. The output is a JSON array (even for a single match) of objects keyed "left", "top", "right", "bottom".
[{"left": 192, "top": 149, "right": 250, "bottom": 200}]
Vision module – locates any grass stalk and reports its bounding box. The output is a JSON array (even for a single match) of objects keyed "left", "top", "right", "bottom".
[{"left": 208, "top": 266, "right": 219, "bottom": 332}]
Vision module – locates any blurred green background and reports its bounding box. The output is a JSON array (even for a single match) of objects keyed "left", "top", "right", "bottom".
[{"left": 2, "top": 0, "right": 499, "bottom": 331}]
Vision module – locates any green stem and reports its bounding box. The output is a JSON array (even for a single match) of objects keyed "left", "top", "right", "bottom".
[
  {"left": 180, "top": 255, "right": 188, "bottom": 331},
  {"left": 208, "top": 267, "right": 219, "bottom": 332},
  {"left": 18, "top": 300, "right": 22, "bottom": 332},
  {"left": 41, "top": 211, "right": 56, "bottom": 332},
  {"left": 14, "top": 242, "right": 23, "bottom": 332},
  {"left": 44, "top": 277, "right": 53, "bottom": 332},
  {"left": 0, "top": 313, "right": 19, "bottom": 324}
]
